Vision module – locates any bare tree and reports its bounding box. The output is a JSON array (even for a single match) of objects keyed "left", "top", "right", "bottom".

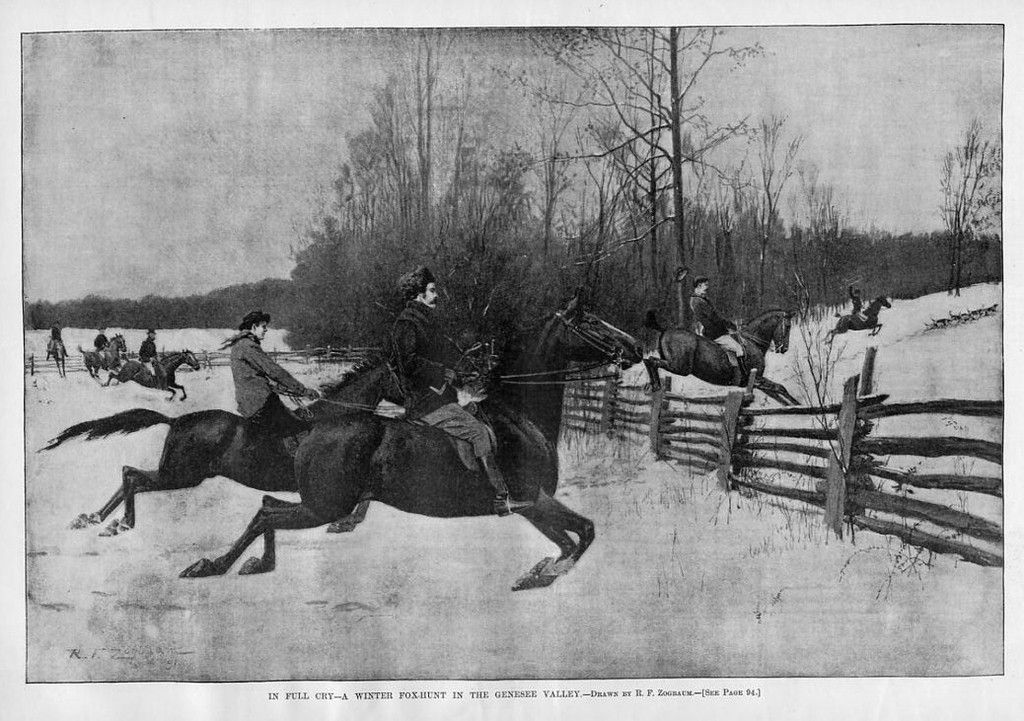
[
  {"left": 940, "top": 119, "right": 1001, "bottom": 296},
  {"left": 754, "top": 115, "right": 802, "bottom": 298}
]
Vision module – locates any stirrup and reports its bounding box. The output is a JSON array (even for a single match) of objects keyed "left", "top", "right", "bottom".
[{"left": 493, "top": 493, "right": 532, "bottom": 517}]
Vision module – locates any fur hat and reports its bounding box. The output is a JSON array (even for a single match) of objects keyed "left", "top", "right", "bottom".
[
  {"left": 238, "top": 310, "right": 271, "bottom": 331},
  {"left": 398, "top": 266, "right": 436, "bottom": 302}
]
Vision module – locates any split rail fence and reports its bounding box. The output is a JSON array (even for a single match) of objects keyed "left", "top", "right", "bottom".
[{"left": 562, "top": 346, "right": 1003, "bottom": 567}]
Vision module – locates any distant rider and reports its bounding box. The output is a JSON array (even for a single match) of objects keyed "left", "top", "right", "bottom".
[
  {"left": 224, "top": 311, "right": 320, "bottom": 449},
  {"left": 690, "top": 276, "right": 744, "bottom": 386},
  {"left": 94, "top": 326, "right": 110, "bottom": 351},
  {"left": 138, "top": 329, "right": 166, "bottom": 387},
  {"left": 391, "top": 266, "right": 532, "bottom": 516},
  {"left": 848, "top": 284, "right": 867, "bottom": 322}
]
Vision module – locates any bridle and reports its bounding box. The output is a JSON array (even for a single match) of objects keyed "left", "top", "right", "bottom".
[{"left": 498, "top": 311, "right": 629, "bottom": 386}]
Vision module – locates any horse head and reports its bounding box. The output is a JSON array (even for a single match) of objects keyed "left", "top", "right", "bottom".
[
  {"left": 744, "top": 309, "right": 795, "bottom": 354},
  {"left": 318, "top": 353, "right": 404, "bottom": 410},
  {"left": 183, "top": 350, "right": 201, "bottom": 371},
  {"left": 550, "top": 294, "right": 644, "bottom": 370}
]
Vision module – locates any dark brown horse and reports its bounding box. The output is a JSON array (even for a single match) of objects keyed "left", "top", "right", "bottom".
[
  {"left": 827, "top": 295, "right": 891, "bottom": 342},
  {"left": 79, "top": 334, "right": 127, "bottom": 378},
  {"left": 42, "top": 355, "right": 402, "bottom": 537},
  {"left": 175, "top": 296, "right": 642, "bottom": 590},
  {"left": 643, "top": 308, "right": 800, "bottom": 405},
  {"left": 104, "top": 350, "right": 201, "bottom": 400}
]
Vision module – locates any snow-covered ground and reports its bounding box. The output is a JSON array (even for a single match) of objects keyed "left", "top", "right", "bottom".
[{"left": 24, "top": 284, "right": 1002, "bottom": 681}]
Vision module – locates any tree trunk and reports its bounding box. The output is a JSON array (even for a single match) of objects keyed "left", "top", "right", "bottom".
[{"left": 668, "top": 28, "right": 693, "bottom": 330}]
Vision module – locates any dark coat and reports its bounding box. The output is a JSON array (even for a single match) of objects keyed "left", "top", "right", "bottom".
[
  {"left": 94, "top": 333, "right": 109, "bottom": 350},
  {"left": 849, "top": 286, "right": 863, "bottom": 315},
  {"left": 390, "top": 301, "right": 458, "bottom": 420},
  {"left": 139, "top": 339, "right": 158, "bottom": 363},
  {"left": 690, "top": 294, "right": 733, "bottom": 339}
]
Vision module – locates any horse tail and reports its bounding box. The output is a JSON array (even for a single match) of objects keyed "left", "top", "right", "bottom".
[
  {"left": 644, "top": 309, "right": 664, "bottom": 333},
  {"left": 40, "top": 409, "right": 172, "bottom": 451}
]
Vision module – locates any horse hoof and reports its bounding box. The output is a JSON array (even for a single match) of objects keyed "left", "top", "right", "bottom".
[
  {"left": 99, "top": 519, "right": 132, "bottom": 537},
  {"left": 327, "top": 520, "right": 360, "bottom": 533},
  {"left": 238, "top": 556, "right": 274, "bottom": 575},
  {"left": 512, "top": 557, "right": 562, "bottom": 591},
  {"left": 180, "top": 558, "right": 221, "bottom": 578},
  {"left": 69, "top": 512, "right": 102, "bottom": 529}
]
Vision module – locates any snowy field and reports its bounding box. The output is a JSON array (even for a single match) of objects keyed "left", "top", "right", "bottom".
[{"left": 24, "top": 284, "right": 1002, "bottom": 681}]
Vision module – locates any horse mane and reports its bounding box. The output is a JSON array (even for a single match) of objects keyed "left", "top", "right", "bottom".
[
  {"left": 745, "top": 308, "right": 789, "bottom": 325},
  {"left": 319, "top": 352, "right": 383, "bottom": 395}
]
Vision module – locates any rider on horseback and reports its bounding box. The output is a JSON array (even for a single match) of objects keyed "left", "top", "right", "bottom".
[
  {"left": 690, "top": 276, "right": 744, "bottom": 386},
  {"left": 94, "top": 326, "right": 110, "bottom": 351},
  {"left": 225, "top": 311, "right": 321, "bottom": 450},
  {"left": 391, "top": 266, "right": 531, "bottom": 517},
  {"left": 139, "top": 329, "right": 167, "bottom": 388},
  {"left": 848, "top": 284, "right": 868, "bottom": 323}
]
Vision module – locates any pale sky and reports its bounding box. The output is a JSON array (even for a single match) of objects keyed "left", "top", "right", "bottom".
[{"left": 22, "top": 25, "right": 1002, "bottom": 302}]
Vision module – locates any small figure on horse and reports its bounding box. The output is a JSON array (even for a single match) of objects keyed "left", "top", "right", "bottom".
[
  {"left": 139, "top": 329, "right": 167, "bottom": 388},
  {"left": 224, "top": 310, "right": 321, "bottom": 450},
  {"left": 690, "top": 276, "right": 745, "bottom": 386},
  {"left": 847, "top": 284, "right": 867, "bottom": 323},
  {"left": 46, "top": 325, "right": 68, "bottom": 378},
  {"left": 391, "top": 266, "right": 531, "bottom": 517},
  {"left": 80, "top": 331, "right": 126, "bottom": 378},
  {"left": 828, "top": 293, "right": 892, "bottom": 342}
]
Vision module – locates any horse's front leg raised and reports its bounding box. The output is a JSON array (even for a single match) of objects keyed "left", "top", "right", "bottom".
[
  {"left": 169, "top": 382, "right": 186, "bottom": 401},
  {"left": 870, "top": 324, "right": 882, "bottom": 336}
]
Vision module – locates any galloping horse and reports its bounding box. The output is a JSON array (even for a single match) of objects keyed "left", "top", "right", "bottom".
[
  {"left": 104, "top": 350, "right": 201, "bottom": 401},
  {"left": 643, "top": 308, "right": 800, "bottom": 405},
  {"left": 79, "top": 334, "right": 126, "bottom": 378},
  {"left": 43, "top": 355, "right": 403, "bottom": 537},
  {"left": 827, "top": 295, "right": 891, "bottom": 341},
  {"left": 171, "top": 295, "right": 642, "bottom": 590}
]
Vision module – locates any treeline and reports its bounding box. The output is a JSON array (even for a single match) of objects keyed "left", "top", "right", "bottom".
[
  {"left": 25, "top": 278, "right": 296, "bottom": 331},
  {"left": 25, "top": 29, "right": 1002, "bottom": 353}
]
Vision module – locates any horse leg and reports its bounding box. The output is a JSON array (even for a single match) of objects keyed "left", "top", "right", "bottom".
[
  {"left": 180, "top": 496, "right": 326, "bottom": 578},
  {"left": 756, "top": 376, "right": 801, "bottom": 406},
  {"left": 512, "top": 490, "right": 595, "bottom": 591},
  {"left": 169, "top": 382, "right": 186, "bottom": 401},
  {"left": 870, "top": 324, "right": 882, "bottom": 336},
  {"left": 99, "top": 467, "right": 161, "bottom": 536},
  {"left": 327, "top": 492, "right": 373, "bottom": 533},
  {"left": 69, "top": 485, "right": 124, "bottom": 529}
]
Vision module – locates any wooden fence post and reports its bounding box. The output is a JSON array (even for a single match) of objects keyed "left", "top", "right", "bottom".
[
  {"left": 649, "top": 387, "right": 666, "bottom": 458},
  {"left": 718, "top": 390, "right": 746, "bottom": 490},
  {"left": 860, "top": 346, "right": 877, "bottom": 396},
  {"left": 600, "top": 372, "right": 618, "bottom": 435},
  {"left": 824, "top": 373, "right": 860, "bottom": 538},
  {"left": 30, "top": 354, "right": 35, "bottom": 375}
]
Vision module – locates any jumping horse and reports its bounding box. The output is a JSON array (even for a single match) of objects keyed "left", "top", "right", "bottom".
[
  {"left": 827, "top": 295, "right": 891, "bottom": 342},
  {"left": 643, "top": 308, "right": 800, "bottom": 405},
  {"left": 79, "top": 335, "right": 127, "bottom": 378},
  {"left": 104, "top": 350, "right": 202, "bottom": 401},
  {"left": 44, "top": 295, "right": 643, "bottom": 590}
]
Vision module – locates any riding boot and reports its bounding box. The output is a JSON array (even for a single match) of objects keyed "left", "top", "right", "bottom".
[
  {"left": 727, "top": 353, "right": 742, "bottom": 386},
  {"left": 479, "top": 453, "right": 532, "bottom": 516}
]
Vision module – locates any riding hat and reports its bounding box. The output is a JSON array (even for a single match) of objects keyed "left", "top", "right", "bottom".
[
  {"left": 238, "top": 310, "right": 271, "bottom": 331},
  {"left": 398, "top": 266, "right": 436, "bottom": 301}
]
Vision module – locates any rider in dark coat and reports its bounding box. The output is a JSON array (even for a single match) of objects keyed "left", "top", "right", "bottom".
[
  {"left": 391, "top": 266, "right": 530, "bottom": 516},
  {"left": 690, "top": 276, "right": 743, "bottom": 385},
  {"left": 848, "top": 284, "right": 866, "bottom": 320},
  {"left": 94, "top": 328, "right": 109, "bottom": 351},
  {"left": 139, "top": 329, "right": 166, "bottom": 387}
]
